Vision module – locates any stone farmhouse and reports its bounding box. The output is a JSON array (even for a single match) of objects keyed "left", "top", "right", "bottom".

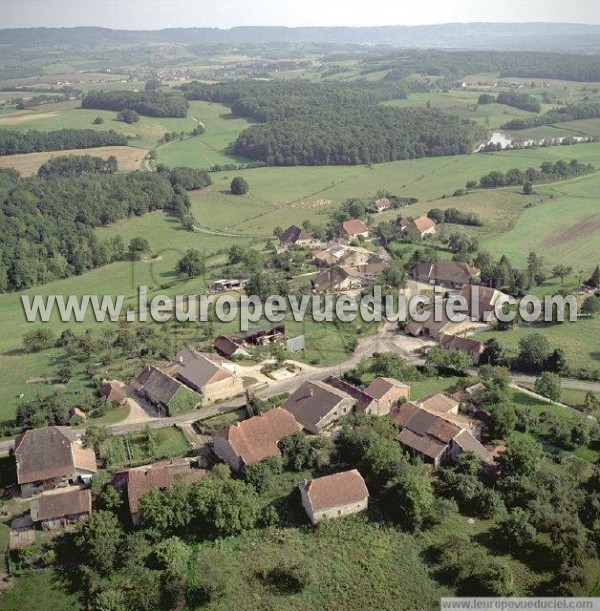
[
  {"left": 98, "top": 381, "right": 127, "bottom": 404},
  {"left": 312, "top": 265, "right": 367, "bottom": 293},
  {"left": 458, "top": 284, "right": 507, "bottom": 321},
  {"left": 281, "top": 376, "right": 395, "bottom": 433},
  {"left": 365, "top": 377, "right": 411, "bottom": 413},
  {"left": 440, "top": 334, "right": 485, "bottom": 364},
  {"left": 300, "top": 469, "right": 369, "bottom": 524},
  {"left": 279, "top": 225, "right": 320, "bottom": 250},
  {"left": 167, "top": 347, "right": 244, "bottom": 405},
  {"left": 390, "top": 399, "right": 491, "bottom": 467},
  {"left": 413, "top": 260, "right": 481, "bottom": 288},
  {"left": 131, "top": 365, "right": 201, "bottom": 415},
  {"left": 335, "top": 219, "right": 370, "bottom": 240},
  {"left": 369, "top": 197, "right": 392, "bottom": 213},
  {"left": 15, "top": 427, "right": 97, "bottom": 497},
  {"left": 213, "top": 407, "right": 302, "bottom": 471}
]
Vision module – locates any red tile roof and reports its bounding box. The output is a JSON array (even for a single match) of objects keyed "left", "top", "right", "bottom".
[
  {"left": 125, "top": 460, "right": 206, "bottom": 518},
  {"left": 215, "top": 407, "right": 301, "bottom": 466},
  {"left": 416, "top": 392, "right": 460, "bottom": 414},
  {"left": 99, "top": 382, "right": 126, "bottom": 402},
  {"left": 339, "top": 219, "right": 369, "bottom": 236},
  {"left": 301, "top": 469, "right": 369, "bottom": 512},
  {"left": 411, "top": 216, "right": 436, "bottom": 233}
]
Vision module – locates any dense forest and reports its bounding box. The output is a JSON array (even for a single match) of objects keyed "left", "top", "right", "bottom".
[
  {"left": 0, "top": 169, "right": 193, "bottom": 292},
  {"left": 503, "top": 102, "right": 600, "bottom": 130},
  {"left": 378, "top": 49, "right": 600, "bottom": 83},
  {"left": 233, "top": 107, "right": 484, "bottom": 166},
  {"left": 82, "top": 90, "right": 189, "bottom": 118},
  {"left": 0, "top": 128, "right": 128, "bottom": 156},
  {"left": 178, "top": 79, "right": 410, "bottom": 122}
]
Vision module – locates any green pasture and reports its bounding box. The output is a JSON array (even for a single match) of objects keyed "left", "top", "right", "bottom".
[
  {"left": 477, "top": 317, "right": 600, "bottom": 376},
  {"left": 156, "top": 100, "right": 253, "bottom": 169},
  {"left": 0, "top": 100, "right": 197, "bottom": 149}
]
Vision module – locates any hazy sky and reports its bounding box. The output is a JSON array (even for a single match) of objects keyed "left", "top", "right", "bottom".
[{"left": 3, "top": 0, "right": 600, "bottom": 29}]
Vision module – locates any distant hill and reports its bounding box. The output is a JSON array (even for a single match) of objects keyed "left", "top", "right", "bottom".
[{"left": 1, "top": 23, "right": 600, "bottom": 52}]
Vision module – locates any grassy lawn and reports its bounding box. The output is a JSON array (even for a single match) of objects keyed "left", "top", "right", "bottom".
[
  {"left": 408, "top": 376, "right": 463, "bottom": 400},
  {"left": 477, "top": 317, "right": 600, "bottom": 375},
  {"left": 188, "top": 516, "right": 453, "bottom": 610},
  {"left": 481, "top": 173, "right": 600, "bottom": 269},
  {"left": 517, "top": 382, "right": 595, "bottom": 412},
  {"left": 86, "top": 403, "right": 131, "bottom": 426},
  {"left": 0, "top": 571, "right": 81, "bottom": 611},
  {"left": 384, "top": 90, "right": 538, "bottom": 130},
  {"left": 99, "top": 427, "right": 190, "bottom": 467}
]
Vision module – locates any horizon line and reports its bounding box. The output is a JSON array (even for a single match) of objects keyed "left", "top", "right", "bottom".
[{"left": 1, "top": 21, "right": 600, "bottom": 33}]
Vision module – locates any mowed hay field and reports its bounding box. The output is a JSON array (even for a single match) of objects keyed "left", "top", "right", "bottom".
[
  {"left": 0, "top": 100, "right": 197, "bottom": 149},
  {"left": 0, "top": 145, "right": 148, "bottom": 176},
  {"left": 483, "top": 175, "right": 600, "bottom": 268}
]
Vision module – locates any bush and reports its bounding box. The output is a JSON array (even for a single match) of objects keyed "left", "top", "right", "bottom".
[
  {"left": 117, "top": 108, "right": 140, "bottom": 124},
  {"left": 230, "top": 176, "right": 249, "bottom": 195}
]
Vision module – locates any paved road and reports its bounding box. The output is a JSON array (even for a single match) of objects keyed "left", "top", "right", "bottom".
[{"left": 1, "top": 324, "right": 598, "bottom": 455}]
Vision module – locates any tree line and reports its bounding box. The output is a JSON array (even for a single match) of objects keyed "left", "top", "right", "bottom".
[
  {"left": 37, "top": 154, "right": 118, "bottom": 178},
  {"left": 81, "top": 90, "right": 189, "bottom": 118},
  {"left": 0, "top": 128, "right": 128, "bottom": 156},
  {"left": 477, "top": 159, "right": 594, "bottom": 189},
  {"left": 478, "top": 91, "right": 541, "bottom": 113},
  {"left": 503, "top": 101, "right": 600, "bottom": 130},
  {"left": 427, "top": 207, "right": 482, "bottom": 226}
]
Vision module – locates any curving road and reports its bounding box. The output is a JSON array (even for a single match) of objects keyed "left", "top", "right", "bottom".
[{"left": 1, "top": 323, "right": 598, "bottom": 456}]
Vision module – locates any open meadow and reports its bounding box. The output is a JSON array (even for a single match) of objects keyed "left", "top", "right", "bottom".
[
  {"left": 0, "top": 100, "right": 197, "bottom": 149},
  {"left": 0, "top": 145, "right": 147, "bottom": 176},
  {"left": 156, "top": 100, "right": 253, "bottom": 169}
]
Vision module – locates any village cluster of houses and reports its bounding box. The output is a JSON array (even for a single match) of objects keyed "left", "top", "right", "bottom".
[
  {"left": 6, "top": 207, "right": 508, "bottom": 538},
  {"left": 9, "top": 366, "right": 496, "bottom": 534},
  {"left": 278, "top": 211, "right": 436, "bottom": 294}
]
